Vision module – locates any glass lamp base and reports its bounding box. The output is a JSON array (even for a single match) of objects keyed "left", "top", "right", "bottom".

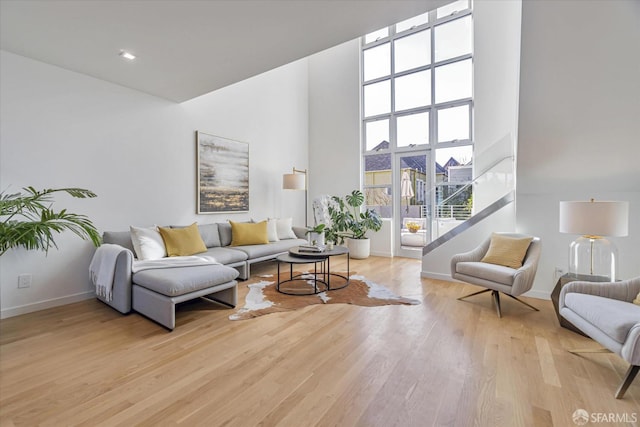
[{"left": 568, "top": 236, "right": 618, "bottom": 281}]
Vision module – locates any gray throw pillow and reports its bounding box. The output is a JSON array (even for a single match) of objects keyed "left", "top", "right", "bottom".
[
  {"left": 197, "top": 223, "right": 221, "bottom": 247},
  {"left": 171, "top": 223, "right": 221, "bottom": 248},
  {"left": 217, "top": 222, "right": 232, "bottom": 247}
]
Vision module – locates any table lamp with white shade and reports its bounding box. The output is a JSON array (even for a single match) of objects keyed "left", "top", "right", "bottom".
[{"left": 559, "top": 199, "right": 629, "bottom": 281}]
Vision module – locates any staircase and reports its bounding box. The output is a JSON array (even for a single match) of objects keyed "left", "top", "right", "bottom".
[{"left": 423, "top": 190, "right": 514, "bottom": 256}]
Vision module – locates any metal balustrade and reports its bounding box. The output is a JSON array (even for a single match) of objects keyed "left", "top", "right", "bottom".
[{"left": 435, "top": 204, "right": 471, "bottom": 220}]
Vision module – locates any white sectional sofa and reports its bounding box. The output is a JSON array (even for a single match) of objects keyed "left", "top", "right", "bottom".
[{"left": 96, "top": 221, "right": 307, "bottom": 330}]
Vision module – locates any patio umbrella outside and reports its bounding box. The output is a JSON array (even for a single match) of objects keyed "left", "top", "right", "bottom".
[{"left": 401, "top": 170, "right": 414, "bottom": 214}]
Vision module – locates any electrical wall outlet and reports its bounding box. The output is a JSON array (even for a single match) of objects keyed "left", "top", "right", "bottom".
[
  {"left": 554, "top": 267, "right": 565, "bottom": 281},
  {"left": 18, "top": 274, "right": 32, "bottom": 289}
]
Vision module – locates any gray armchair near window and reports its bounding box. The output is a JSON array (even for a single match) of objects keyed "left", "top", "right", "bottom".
[{"left": 559, "top": 277, "right": 640, "bottom": 399}]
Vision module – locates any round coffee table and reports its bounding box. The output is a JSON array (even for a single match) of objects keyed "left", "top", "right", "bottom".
[{"left": 276, "top": 246, "right": 350, "bottom": 295}]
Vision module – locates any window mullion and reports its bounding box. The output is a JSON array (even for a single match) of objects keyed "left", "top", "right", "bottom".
[
  {"left": 363, "top": 75, "right": 392, "bottom": 86},
  {"left": 430, "top": 19, "right": 437, "bottom": 147},
  {"left": 435, "top": 9, "right": 472, "bottom": 26},
  {"left": 390, "top": 30, "right": 397, "bottom": 151},
  {"left": 433, "top": 53, "right": 473, "bottom": 69}
]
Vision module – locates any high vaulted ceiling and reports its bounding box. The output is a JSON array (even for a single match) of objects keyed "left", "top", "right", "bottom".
[{"left": 1, "top": 0, "right": 451, "bottom": 102}]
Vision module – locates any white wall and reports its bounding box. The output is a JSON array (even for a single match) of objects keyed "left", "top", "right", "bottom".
[
  {"left": 308, "top": 39, "right": 361, "bottom": 214},
  {"left": 517, "top": 0, "right": 640, "bottom": 298},
  {"left": 370, "top": 219, "right": 394, "bottom": 257},
  {"left": 472, "top": 0, "right": 521, "bottom": 211},
  {"left": 0, "top": 50, "right": 309, "bottom": 317}
]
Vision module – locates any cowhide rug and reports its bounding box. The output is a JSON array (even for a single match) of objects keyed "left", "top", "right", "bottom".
[{"left": 229, "top": 271, "right": 420, "bottom": 320}]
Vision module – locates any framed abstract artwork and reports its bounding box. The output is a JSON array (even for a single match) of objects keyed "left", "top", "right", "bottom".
[{"left": 196, "top": 131, "right": 249, "bottom": 213}]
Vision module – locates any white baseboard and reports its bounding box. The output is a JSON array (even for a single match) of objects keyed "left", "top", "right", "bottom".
[
  {"left": 522, "top": 289, "right": 551, "bottom": 300},
  {"left": 1, "top": 291, "right": 95, "bottom": 319},
  {"left": 421, "top": 271, "right": 456, "bottom": 281},
  {"left": 370, "top": 251, "right": 392, "bottom": 258}
]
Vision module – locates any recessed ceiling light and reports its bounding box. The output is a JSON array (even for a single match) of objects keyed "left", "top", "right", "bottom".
[{"left": 119, "top": 51, "right": 136, "bottom": 60}]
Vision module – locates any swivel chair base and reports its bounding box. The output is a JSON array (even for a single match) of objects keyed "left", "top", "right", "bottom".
[{"left": 458, "top": 288, "right": 539, "bottom": 318}]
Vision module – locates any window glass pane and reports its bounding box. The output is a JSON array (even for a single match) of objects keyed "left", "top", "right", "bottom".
[
  {"left": 364, "top": 80, "right": 391, "bottom": 117},
  {"left": 397, "top": 112, "right": 429, "bottom": 147},
  {"left": 365, "top": 153, "right": 392, "bottom": 184},
  {"left": 365, "top": 28, "right": 389, "bottom": 44},
  {"left": 435, "top": 183, "right": 472, "bottom": 219},
  {"left": 365, "top": 119, "right": 390, "bottom": 151},
  {"left": 396, "top": 13, "right": 428, "bottom": 33},
  {"left": 365, "top": 187, "right": 392, "bottom": 218},
  {"left": 364, "top": 152, "right": 392, "bottom": 218},
  {"left": 399, "top": 154, "right": 427, "bottom": 229},
  {"left": 438, "top": 105, "right": 470, "bottom": 142},
  {"left": 435, "top": 145, "right": 473, "bottom": 167},
  {"left": 395, "top": 70, "right": 431, "bottom": 111},
  {"left": 395, "top": 30, "right": 431, "bottom": 73},
  {"left": 435, "top": 58, "right": 472, "bottom": 104},
  {"left": 363, "top": 43, "right": 390, "bottom": 81},
  {"left": 437, "top": 0, "right": 469, "bottom": 19},
  {"left": 435, "top": 145, "right": 473, "bottom": 220},
  {"left": 435, "top": 16, "right": 472, "bottom": 62}
]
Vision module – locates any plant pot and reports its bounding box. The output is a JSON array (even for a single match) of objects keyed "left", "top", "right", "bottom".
[
  {"left": 346, "top": 237, "right": 370, "bottom": 259},
  {"left": 308, "top": 232, "right": 325, "bottom": 246}
]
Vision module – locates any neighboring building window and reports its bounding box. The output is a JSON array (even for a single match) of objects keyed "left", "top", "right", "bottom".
[{"left": 362, "top": 0, "right": 473, "bottom": 220}]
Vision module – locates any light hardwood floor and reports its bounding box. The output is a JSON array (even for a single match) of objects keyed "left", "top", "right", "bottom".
[{"left": 1, "top": 256, "right": 638, "bottom": 426}]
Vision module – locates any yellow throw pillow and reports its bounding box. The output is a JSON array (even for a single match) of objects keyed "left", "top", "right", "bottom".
[
  {"left": 481, "top": 233, "right": 533, "bottom": 269},
  {"left": 230, "top": 220, "right": 269, "bottom": 246},
  {"left": 633, "top": 292, "right": 640, "bottom": 305},
  {"left": 158, "top": 223, "right": 207, "bottom": 256}
]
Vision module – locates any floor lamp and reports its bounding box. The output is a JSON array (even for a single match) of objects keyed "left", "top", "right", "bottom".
[
  {"left": 559, "top": 199, "right": 629, "bottom": 281},
  {"left": 283, "top": 167, "right": 307, "bottom": 227}
]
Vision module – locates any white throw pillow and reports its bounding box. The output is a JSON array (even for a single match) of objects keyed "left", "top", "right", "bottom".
[
  {"left": 266, "top": 218, "right": 279, "bottom": 242},
  {"left": 273, "top": 217, "right": 297, "bottom": 240},
  {"left": 129, "top": 225, "right": 167, "bottom": 260}
]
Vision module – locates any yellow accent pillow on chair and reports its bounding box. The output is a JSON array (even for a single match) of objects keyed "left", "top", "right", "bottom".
[
  {"left": 158, "top": 223, "right": 207, "bottom": 256},
  {"left": 481, "top": 233, "right": 533, "bottom": 269},
  {"left": 633, "top": 292, "right": 640, "bottom": 305},
  {"left": 230, "top": 220, "right": 269, "bottom": 246}
]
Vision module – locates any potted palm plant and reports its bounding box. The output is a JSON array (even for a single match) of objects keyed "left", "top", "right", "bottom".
[
  {"left": 326, "top": 190, "right": 382, "bottom": 259},
  {"left": 0, "top": 187, "right": 101, "bottom": 256}
]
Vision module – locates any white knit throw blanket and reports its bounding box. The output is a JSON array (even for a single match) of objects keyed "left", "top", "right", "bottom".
[
  {"left": 132, "top": 255, "right": 220, "bottom": 273},
  {"left": 89, "top": 244, "right": 123, "bottom": 302}
]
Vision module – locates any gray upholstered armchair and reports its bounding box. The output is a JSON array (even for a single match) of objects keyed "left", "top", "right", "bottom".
[
  {"left": 559, "top": 277, "right": 640, "bottom": 399},
  {"left": 451, "top": 233, "right": 541, "bottom": 317}
]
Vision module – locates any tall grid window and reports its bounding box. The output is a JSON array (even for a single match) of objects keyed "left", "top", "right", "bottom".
[{"left": 362, "top": 0, "right": 473, "bottom": 220}]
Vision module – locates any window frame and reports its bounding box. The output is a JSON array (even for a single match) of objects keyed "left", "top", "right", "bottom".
[{"left": 361, "top": 1, "right": 474, "bottom": 224}]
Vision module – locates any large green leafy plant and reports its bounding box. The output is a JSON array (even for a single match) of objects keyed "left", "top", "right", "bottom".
[
  {"left": 326, "top": 190, "right": 382, "bottom": 244},
  {"left": 0, "top": 187, "right": 101, "bottom": 256}
]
